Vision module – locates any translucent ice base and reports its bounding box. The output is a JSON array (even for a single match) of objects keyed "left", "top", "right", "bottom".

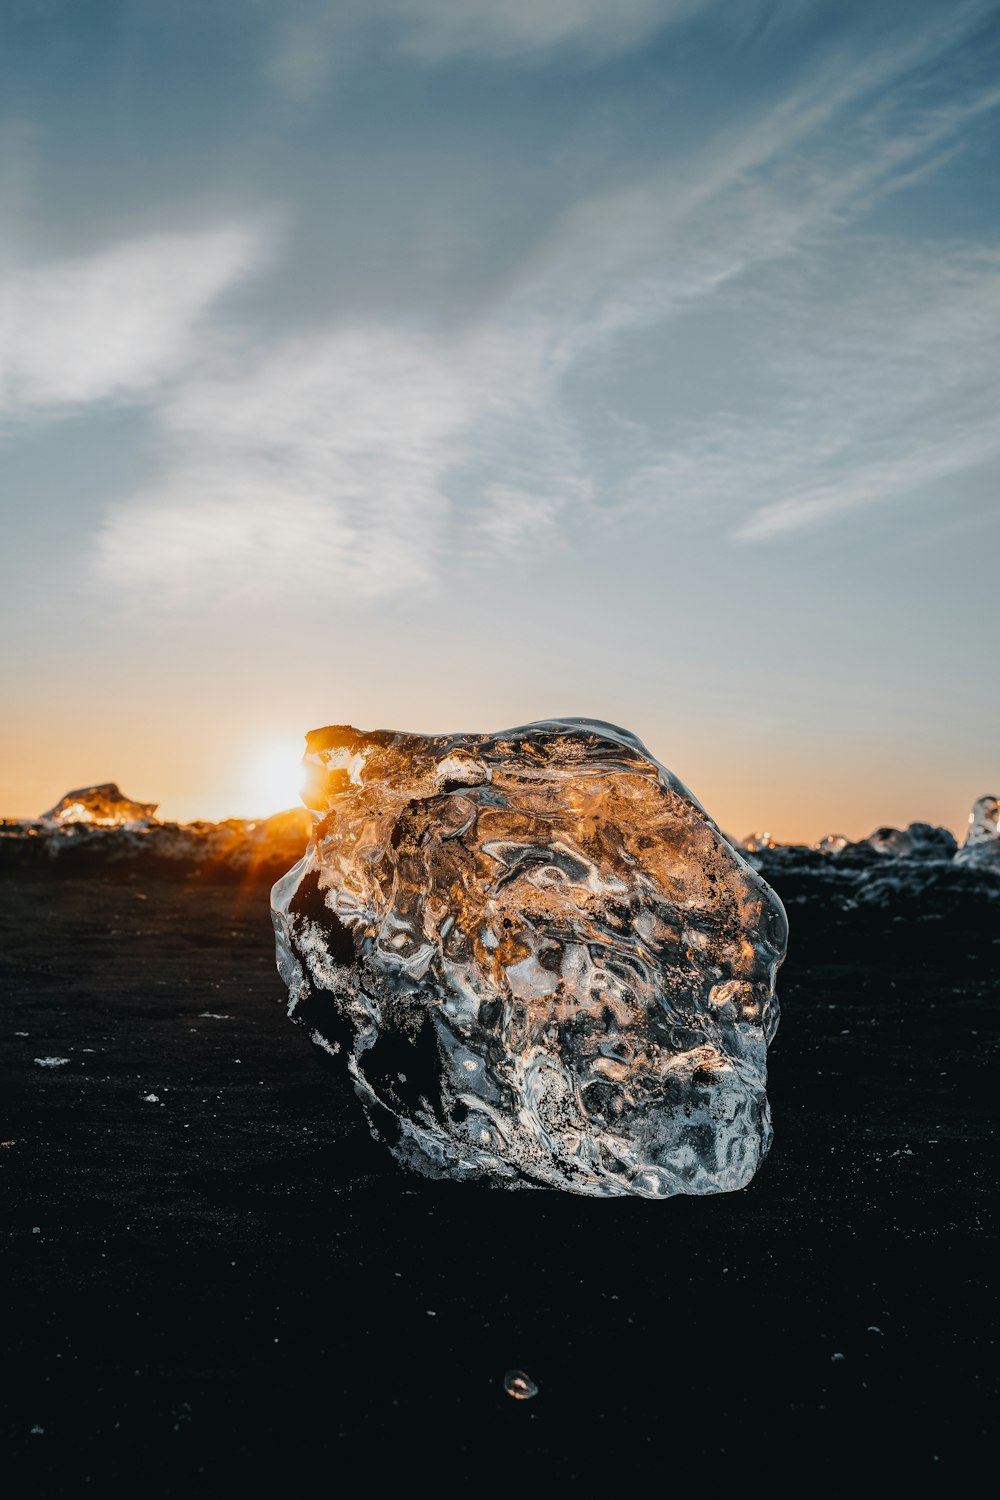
[{"left": 272, "top": 720, "right": 787, "bottom": 1199}]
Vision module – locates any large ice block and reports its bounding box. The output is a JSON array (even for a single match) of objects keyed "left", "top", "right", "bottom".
[{"left": 271, "top": 720, "right": 787, "bottom": 1199}]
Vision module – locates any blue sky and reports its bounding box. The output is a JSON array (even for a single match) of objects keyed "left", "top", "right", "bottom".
[{"left": 2, "top": 0, "right": 998, "bottom": 834}]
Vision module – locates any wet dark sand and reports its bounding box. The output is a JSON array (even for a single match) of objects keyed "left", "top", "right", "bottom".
[{"left": 2, "top": 860, "right": 996, "bottom": 1492}]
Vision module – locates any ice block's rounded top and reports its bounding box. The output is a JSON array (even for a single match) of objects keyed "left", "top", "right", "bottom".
[
  {"left": 272, "top": 718, "right": 787, "bottom": 1199},
  {"left": 300, "top": 718, "right": 708, "bottom": 810}
]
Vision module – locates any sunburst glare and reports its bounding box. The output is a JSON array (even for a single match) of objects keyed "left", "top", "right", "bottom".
[{"left": 240, "top": 738, "right": 307, "bottom": 817}]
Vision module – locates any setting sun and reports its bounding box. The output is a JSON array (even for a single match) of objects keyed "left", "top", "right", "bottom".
[{"left": 241, "top": 738, "right": 307, "bottom": 817}]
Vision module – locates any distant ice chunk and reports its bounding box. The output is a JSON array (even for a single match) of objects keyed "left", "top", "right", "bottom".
[
  {"left": 740, "top": 831, "right": 777, "bottom": 853},
  {"left": 955, "top": 795, "right": 1000, "bottom": 867},
  {"left": 867, "top": 823, "right": 957, "bottom": 859},
  {"left": 965, "top": 795, "right": 999, "bottom": 843},
  {"left": 814, "top": 834, "right": 849, "bottom": 855},
  {"left": 1, "top": 797, "right": 313, "bottom": 878},
  {"left": 40, "top": 783, "right": 158, "bottom": 828},
  {"left": 272, "top": 719, "right": 787, "bottom": 1199}
]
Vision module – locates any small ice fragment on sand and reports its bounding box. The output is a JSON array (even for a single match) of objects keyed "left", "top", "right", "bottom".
[
  {"left": 142, "top": 1093, "right": 160, "bottom": 1103},
  {"left": 34, "top": 1057, "right": 70, "bottom": 1068},
  {"left": 504, "top": 1370, "right": 539, "bottom": 1400},
  {"left": 198, "top": 1012, "right": 232, "bottom": 1019}
]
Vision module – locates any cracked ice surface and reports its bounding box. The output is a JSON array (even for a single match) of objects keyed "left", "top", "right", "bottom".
[{"left": 271, "top": 719, "right": 787, "bottom": 1199}]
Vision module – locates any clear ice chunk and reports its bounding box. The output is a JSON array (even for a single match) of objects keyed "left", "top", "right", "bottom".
[
  {"left": 7, "top": 794, "right": 313, "bottom": 874},
  {"left": 867, "top": 822, "right": 957, "bottom": 859},
  {"left": 40, "top": 782, "right": 158, "bottom": 827},
  {"left": 814, "top": 834, "right": 849, "bottom": 854},
  {"left": 955, "top": 795, "right": 1000, "bottom": 867},
  {"left": 740, "top": 831, "right": 777, "bottom": 853},
  {"left": 271, "top": 719, "right": 787, "bottom": 1199}
]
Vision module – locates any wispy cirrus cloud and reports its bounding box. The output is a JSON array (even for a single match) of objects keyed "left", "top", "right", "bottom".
[
  {"left": 513, "top": 6, "right": 1000, "bottom": 356},
  {"left": 271, "top": 0, "right": 706, "bottom": 97},
  {"left": 75, "top": 0, "right": 1000, "bottom": 604},
  {"left": 383, "top": 0, "right": 702, "bottom": 62},
  {"left": 626, "top": 244, "right": 1000, "bottom": 541}
]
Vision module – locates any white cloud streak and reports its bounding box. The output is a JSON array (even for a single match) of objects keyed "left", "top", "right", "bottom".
[
  {"left": 378, "top": 0, "right": 699, "bottom": 63},
  {"left": 0, "top": 227, "right": 267, "bottom": 417},
  {"left": 92, "top": 314, "right": 587, "bottom": 603},
  {"left": 95, "top": 328, "right": 475, "bottom": 603},
  {"left": 271, "top": 0, "right": 703, "bottom": 97}
]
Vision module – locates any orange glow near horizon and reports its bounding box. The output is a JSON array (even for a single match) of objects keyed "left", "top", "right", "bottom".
[
  {"left": 0, "top": 707, "right": 984, "bottom": 843},
  {"left": 234, "top": 739, "right": 309, "bottom": 819}
]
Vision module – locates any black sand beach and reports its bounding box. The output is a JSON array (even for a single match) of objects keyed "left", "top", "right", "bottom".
[{"left": 2, "top": 855, "right": 996, "bottom": 1492}]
